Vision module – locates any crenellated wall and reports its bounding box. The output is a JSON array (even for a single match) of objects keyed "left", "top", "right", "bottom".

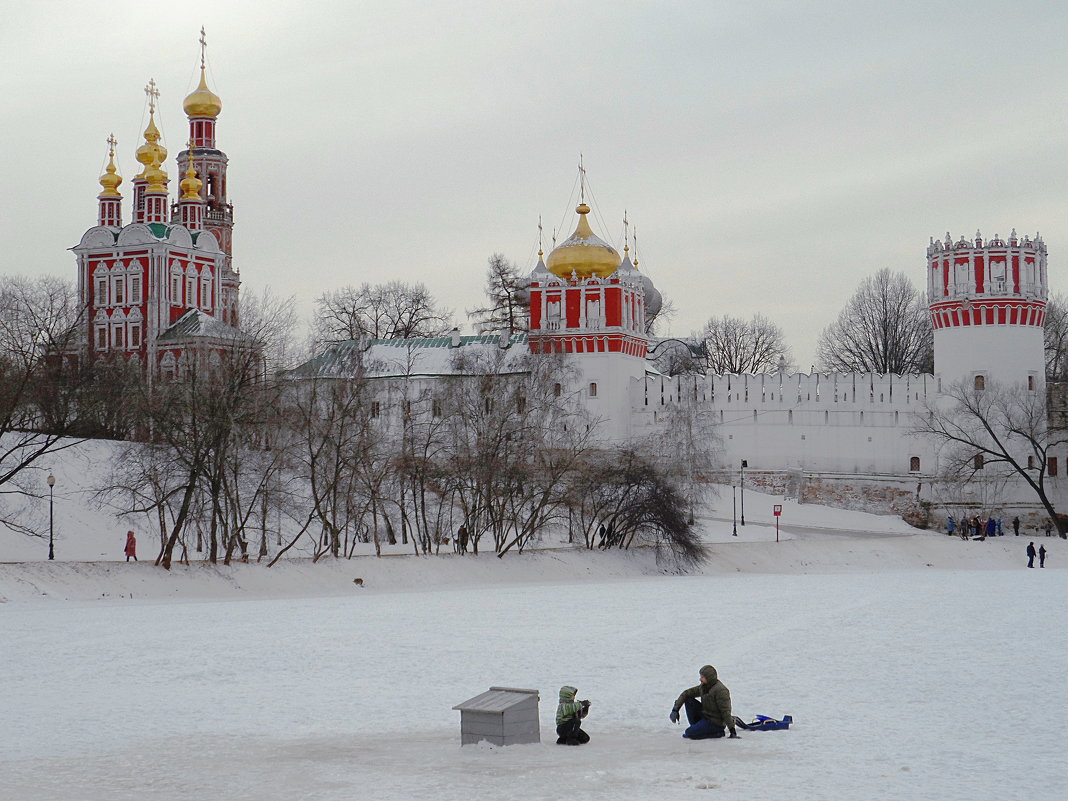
[{"left": 631, "top": 371, "right": 941, "bottom": 476}]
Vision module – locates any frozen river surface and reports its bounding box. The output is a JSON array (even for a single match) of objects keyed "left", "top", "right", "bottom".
[{"left": 2, "top": 568, "right": 1065, "bottom": 800}]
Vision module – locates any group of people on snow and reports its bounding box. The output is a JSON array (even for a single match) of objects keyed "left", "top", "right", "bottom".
[
  {"left": 946, "top": 513, "right": 1062, "bottom": 541},
  {"left": 1026, "top": 541, "right": 1048, "bottom": 568},
  {"left": 946, "top": 514, "right": 1014, "bottom": 539},
  {"left": 556, "top": 664, "right": 738, "bottom": 746}
]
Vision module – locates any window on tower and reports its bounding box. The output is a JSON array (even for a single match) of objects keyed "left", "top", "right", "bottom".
[
  {"left": 1049, "top": 457, "right": 1059, "bottom": 477},
  {"left": 113, "top": 326, "right": 123, "bottom": 349},
  {"left": 974, "top": 375, "right": 985, "bottom": 391},
  {"left": 202, "top": 278, "right": 212, "bottom": 310},
  {"left": 96, "top": 326, "right": 107, "bottom": 350},
  {"left": 130, "top": 324, "right": 141, "bottom": 348},
  {"left": 1028, "top": 375, "right": 1035, "bottom": 391},
  {"left": 130, "top": 276, "right": 141, "bottom": 305},
  {"left": 95, "top": 278, "right": 107, "bottom": 306},
  {"left": 974, "top": 454, "right": 984, "bottom": 470},
  {"left": 589, "top": 383, "right": 598, "bottom": 397},
  {"left": 114, "top": 277, "right": 124, "bottom": 305},
  {"left": 187, "top": 276, "right": 196, "bottom": 307},
  {"left": 172, "top": 273, "right": 181, "bottom": 304}
]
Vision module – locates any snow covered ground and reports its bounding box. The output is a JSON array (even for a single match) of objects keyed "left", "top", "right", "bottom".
[
  {"left": 2, "top": 565, "right": 1064, "bottom": 801},
  {"left": 3, "top": 440, "right": 1066, "bottom": 799}
]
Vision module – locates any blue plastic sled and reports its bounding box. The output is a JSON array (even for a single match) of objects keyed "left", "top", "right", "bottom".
[{"left": 734, "top": 714, "right": 792, "bottom": 731}]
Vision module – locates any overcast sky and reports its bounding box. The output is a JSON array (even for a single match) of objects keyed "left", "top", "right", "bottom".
[{"left": 4, "top": 0, "right": 1068, "bottom": 367}]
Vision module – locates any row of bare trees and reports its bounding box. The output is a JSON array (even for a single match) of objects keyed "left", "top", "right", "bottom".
[{"left": 86, "top": 338, "right": 708, "bottom": 569}]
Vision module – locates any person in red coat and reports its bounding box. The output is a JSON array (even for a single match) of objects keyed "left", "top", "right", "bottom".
[{"left": 124, "top": 530, "right": 137, "bottom": 562}]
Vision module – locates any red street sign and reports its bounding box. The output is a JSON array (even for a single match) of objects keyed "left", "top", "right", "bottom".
[{"left": 773, "top": 505, "right": 782, "bottom": 516}]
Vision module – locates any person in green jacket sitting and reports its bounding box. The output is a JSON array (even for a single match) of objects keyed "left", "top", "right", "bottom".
[
  {"left": 556, "top": 685, "right": 591, "bottom": 745},
  {"left": 669, "top": 664, "right": 739, "bottom": 739}
]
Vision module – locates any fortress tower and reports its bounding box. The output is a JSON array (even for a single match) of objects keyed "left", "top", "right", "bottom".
[
  {"left": 527, "top": 193, "right": 661, "bottom": 440},
  {"left": 927, "top": 230, "right": 1047, "bottom": 391}
]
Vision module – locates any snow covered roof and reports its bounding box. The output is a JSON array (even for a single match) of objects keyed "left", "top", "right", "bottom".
[
  {"left": 285, "top": 333, "right": 532, "bottom": 380},
  {"left": 452, "top": 687, "right": 539, "bottom": 712},
  {"left": 157, "top": 309, "right": 247, "bottom": 344}
]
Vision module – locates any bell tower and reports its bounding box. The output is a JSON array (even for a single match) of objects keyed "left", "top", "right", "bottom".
[{"left": 175, "top": 28, "right": 232, "bottom": 265}]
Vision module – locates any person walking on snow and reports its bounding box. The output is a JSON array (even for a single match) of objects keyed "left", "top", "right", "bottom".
[
  {"left": 946, "top": 516, "right": 955, "bottom": 536},
  {"left": 124, "top": 530, "right": 137, "bottom": 562},
  {"left": 1012, "top": 516, "right": 1020, "bottom": 536},
  {"left": 669, "top": 665, "right": 738, "bottom": 740},
  {"left": 1045, "top": 520, "right": 1053, "bottom": 537},
  {"left": 1039, "top": 544, "right": 1047, "bottom": 567},
  {"left": 1027, "top": 541, "right": 1037, "bottom": 568},
  {"left": 555, "top": 686, "right": 591, "bottom": 745}
]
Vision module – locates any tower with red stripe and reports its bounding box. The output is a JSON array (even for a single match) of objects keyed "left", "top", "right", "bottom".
[
  {"left": 928, "top": 229, "right": 1047, "bottom": 390},
  {"left": 528, "top": 183, "right": 662, "bottom": 439}
]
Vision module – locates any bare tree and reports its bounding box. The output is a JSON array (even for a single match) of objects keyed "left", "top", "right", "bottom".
[
  {"left": 1044, "top": 292, "right": 1068, "bottom": 381},
  {"left": 701, "top": 314, "right": 792, "bottom": 374},
  {"left": 912, "top": 379, "right": 1068, "bottom": 533},
  {"left": 313, "top": 282, "right": 453, "bottom": 346},
  {"left": 0, "top": 276, "right": 85, "bottom": 532},
  {"left": 816, "top": 268, "right": 932, "bottom": 373},
  {"left": 567, "top": 448, "right": 708, "bottom": 571},
  {"left": 646, "top": 295, "right": 675, "bottom": 337},
  {"left": 467, "top": 253, "right": 529, "bottom": 335}
]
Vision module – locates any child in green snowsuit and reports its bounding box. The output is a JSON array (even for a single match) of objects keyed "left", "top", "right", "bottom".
[{"left": 556, "top": 685, "right": 591, "bottom": 745}]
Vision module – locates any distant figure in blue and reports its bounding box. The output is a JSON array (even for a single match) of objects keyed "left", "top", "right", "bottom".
[
  {"left": 986, "top": 517, "right": 997, "bottom": 539},
  {"left": 1027, "top": 541, "right": 1037, "bottom": 568},
  {"left": 996, "top": 517, "right": 1003, "bottom": 536},
  {"left": 946, "top": 516, "right": 955, "bottom": 536}
]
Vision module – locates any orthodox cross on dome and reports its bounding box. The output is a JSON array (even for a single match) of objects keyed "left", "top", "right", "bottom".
[
  {"left": 538, "top": 215, "right": 544, "bottom": 256},
  {"left": 106, "top": 132, "right": 118, "bottom": 156},
  {"left": 633, "top": 225, "right": 639, "bottom": 266},
  {"left": 144, "top": 78, "right": 159, "bottom": 113},
  {"left": 578, "top": 153, "right": 586, "bottom": 204},
  {"left": 623, "top": 210, "right": 629, "bottom": 252},
  {"left": 199, "top": 26, "right": 208, "bottom": 68}
]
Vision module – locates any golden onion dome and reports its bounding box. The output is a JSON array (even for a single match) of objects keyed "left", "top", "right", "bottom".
[
  {"left": 546, "top": 203, "right": 621, "bottom": 279},
  {"left": 183, "top": 66, "right": 222, "bottom": 118},
  {"left": 98, "top": 148, "right": 122, "bottom": 198},
  {"left": 135, "top": 113, "right": 167, "bottom": 178},
  {"left": 179, "top": 156, "right": 202, "bottom": 200}
]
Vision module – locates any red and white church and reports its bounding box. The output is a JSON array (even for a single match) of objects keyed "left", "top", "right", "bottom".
[{"left": 71, "top": 42, "right": 240, "bottom": 383}]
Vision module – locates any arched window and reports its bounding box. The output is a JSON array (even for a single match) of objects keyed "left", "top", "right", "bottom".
[
  {"left": 589, "top": 383, "right": 597, "bottom": 397},
  {"left": 910, "top": 457, "right": 920, "bottom": 472},
  {"left": 974, "top": 374, "right": 985, "bottom": 391}
]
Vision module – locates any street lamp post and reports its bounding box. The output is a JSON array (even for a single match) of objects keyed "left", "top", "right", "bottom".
[
  {"left": 732, "top": 485, "right": 737, "bottom": 536},
  {"left": 740, "top": 460, "right": 747, "bottom": 526},
  {"left": 47, "top": 473, "right": 56, "bottom": 560}
]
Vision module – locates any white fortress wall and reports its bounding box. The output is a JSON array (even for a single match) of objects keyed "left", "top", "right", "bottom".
[{"left": 631, "top": 371, "right": 941, "bottom": 475}]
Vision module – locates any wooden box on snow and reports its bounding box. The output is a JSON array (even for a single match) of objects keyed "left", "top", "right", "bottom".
[{"left": 452, "top": 686, "right": 540, "bottom": 746}]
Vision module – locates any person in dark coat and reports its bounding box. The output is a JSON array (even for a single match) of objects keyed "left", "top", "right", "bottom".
[
  {"left": 1044, "top": 520, "right": 1053, "bottom": 537},
  {"left": 1027, "top": 541, "right": 1037, "bottom": 568},
  {"left": 946, "top": 516, "right": 956, "bottom": 536},
  {"left": 986, "top": 517, "right": 997, "bottom": 538},
  {"left": 456, "top": 524, "right": 469, "bottom": 555},
  {"left": 669, "top": 665, "right": 738, "bottom": 740},
  {"left": 1012, "top": 516, "right": 1020, "bottom": 536},
  {"left": 124, "top": 530, "right": 137, "bottom": 562},
  {"left": 1039, "top": 544, "right": 1047, "bottom": 568}
]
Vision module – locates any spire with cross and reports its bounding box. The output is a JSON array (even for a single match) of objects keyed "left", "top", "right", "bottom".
[
  {"left": 623, "top": 209, "right": 629, "bottom": 254},
  {"left": 199, "top": 26, "right": 207, "bottom": 68},
  {"left": 578, "top": 154, "right": 586, "bottom": 204},
  {"left": 144, "top": 78, "right": 159, "bottom": 114},
  {"left": 538, "top": 215, "right": 544, "bottom": 256},
  {"left": 106, "top": 132, "right": 118, "bottom": 156}
]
